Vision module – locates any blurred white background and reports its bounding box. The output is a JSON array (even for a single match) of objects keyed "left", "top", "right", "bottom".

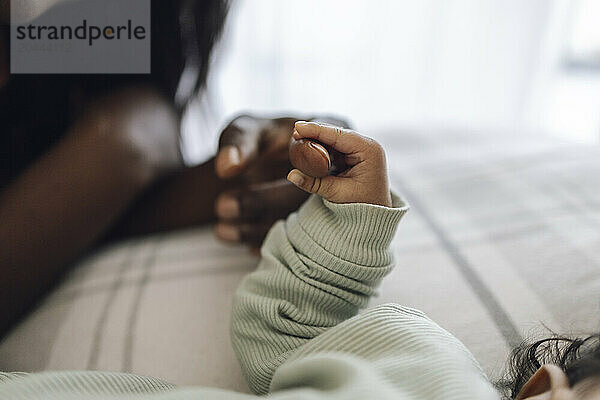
[{"left": 182, "top": 0, "right": 600, "bottom": 163}]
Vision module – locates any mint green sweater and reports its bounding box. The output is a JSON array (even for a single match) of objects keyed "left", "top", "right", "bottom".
[{"left": 0, "top": 194, "right": 499, "bottom": 399}]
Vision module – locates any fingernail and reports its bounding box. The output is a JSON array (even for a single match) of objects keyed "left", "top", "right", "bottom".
[
  {"left": 215, "top": 224, "right": 240, "bottom": 242},
  {"left": 216, "top": 195, "right": 239, "bottom": 218},
  {"left": 287, "top": 170, "right": 304, "bottom": 187},
  {"left": 224, "top": 146, "right": 241, "bottom": 167},
  {"left": 308, "top": 142, "right": 332, "bottom": 169},
  {"left": 216, "top": 146, "right": 242, "bottom": 178},
  {"left": 295, "top": 121, "right": 310, "bottom": 127}
]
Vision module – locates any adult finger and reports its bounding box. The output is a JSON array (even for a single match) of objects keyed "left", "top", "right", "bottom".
[
  {"left": 215, "top": 179, "right": 308, "bottom": 221},
  {"left": 214, "top": 220, "right": 277, "bottom": 246},
  {"left": 215, "top": 115, "right": 264, "bottom": 179}
]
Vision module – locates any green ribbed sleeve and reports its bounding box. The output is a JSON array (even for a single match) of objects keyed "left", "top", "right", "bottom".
[
  {"left": 0, "top": 193, "right": 500, "bottom": 400},
  {"left": 230, "top": 194, "right": 408, "bottom": 394}
]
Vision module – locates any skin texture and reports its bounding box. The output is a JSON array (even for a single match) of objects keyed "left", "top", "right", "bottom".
[
  {"left": 289, "top": 139, "right": 331, "bottom": 178},
  {"left": 213, "top": 115, "right": 349, "bottom": 246},
  {"left": 286, "top": 122, "right": 393, "bottom": 208},
  {"left": 518, "top": 365, "right": 600, "bottom": 400}
]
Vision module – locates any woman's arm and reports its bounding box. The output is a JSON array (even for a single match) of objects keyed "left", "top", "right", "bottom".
[
  {"left": 107, "top": 157, "right": 234, "bottom": 239},
  {"left": 0, "top": 86, "right": 185, "bottom": 336}
]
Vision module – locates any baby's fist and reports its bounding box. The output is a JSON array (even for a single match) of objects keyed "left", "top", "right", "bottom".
[{"left": 287, "top": 122, "right": 392, "bottom": 207}]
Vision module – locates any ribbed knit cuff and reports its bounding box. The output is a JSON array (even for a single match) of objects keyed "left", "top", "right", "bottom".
[{"left": 286, "top": 193, "right": 409, "bottom": 267}]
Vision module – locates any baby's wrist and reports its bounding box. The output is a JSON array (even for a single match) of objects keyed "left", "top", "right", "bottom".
[
  {"left": 330, "top": 180, "right": 393, "bottom": 208},
  {"left": 289, "top": 193, "right": 408, "bottom": 266},
  {"left": 364, "top": 190, "right": 393, "bottom": 208}
]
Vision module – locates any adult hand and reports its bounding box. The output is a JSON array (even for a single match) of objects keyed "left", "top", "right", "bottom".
[{"left": 214, "top": 114, "right": 349, "bottom": 247}]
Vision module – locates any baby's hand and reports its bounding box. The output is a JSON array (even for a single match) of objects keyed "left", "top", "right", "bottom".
[{"left": 287, "top": 121, "right": 392, "bottom": 207}]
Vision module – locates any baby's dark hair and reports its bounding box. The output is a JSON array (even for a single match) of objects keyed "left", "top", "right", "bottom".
[{"left": 496, "top": 333, "right": 600, "bottom": 399}]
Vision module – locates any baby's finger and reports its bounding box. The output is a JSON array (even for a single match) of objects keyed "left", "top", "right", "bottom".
[
  {"left": 287, "top": 169, "right": 339, "bottom": 201},
  {"left": 293, "top": 121, "right": 372, "bottom": 155}
]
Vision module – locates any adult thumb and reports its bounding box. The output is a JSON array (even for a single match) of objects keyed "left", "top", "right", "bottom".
[{"left": 215, "top": 116, "right": 263, "bottom": 179}]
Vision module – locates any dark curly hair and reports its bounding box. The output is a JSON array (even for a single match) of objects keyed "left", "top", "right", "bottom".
[{"left": 496, "top": 333, "right": 600, "bottom": 399}]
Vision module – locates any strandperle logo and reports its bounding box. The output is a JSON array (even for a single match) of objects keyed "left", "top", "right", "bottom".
[
  {"left": 15, "top": 19, "right": 147, "bottom": 47},
  {"left": 11, "top": 0, "right": 151, "bottom": 74}
]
